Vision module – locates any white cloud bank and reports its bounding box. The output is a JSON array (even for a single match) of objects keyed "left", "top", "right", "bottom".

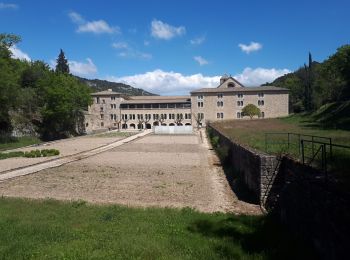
[
  {"left": 0, "top": 2, "right": 18, "bottom": 9},
  {"left": 234, "top": 67, "right": 291, "bottom": 86},
  {"left": 9, "top": 45, "right": 30, "bottom": 61},
  {"left": 190, "top": 36, "right": 205, "bottom": 45},
  {"left": 69, "top": 58, "right": 97, "bottom": 77},
  {"left": 151, "top": 19, "right": 185, "bottom": 40},
  {"left": 68, "top": 11, "right": 119, "bottom": 34},
  {"left": 238, "top": 41, "right": 262, "bottom": 54},
  {"left": 105, "top": 67, "right": 290, "bottom": 95},
  {"left": 194, "top": 56, "right": 209, "bottom": 66},
  {"left": 112, "top": 41, "right": 152, "bottom": 60}
]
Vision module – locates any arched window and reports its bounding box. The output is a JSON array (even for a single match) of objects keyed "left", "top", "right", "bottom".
[{"left": 228, "top": 83, "right": 235, "bottom": 88}]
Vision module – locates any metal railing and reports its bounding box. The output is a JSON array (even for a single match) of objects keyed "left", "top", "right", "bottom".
[{"left": 265, "top": 132, "right": 350, "bottom": 174}]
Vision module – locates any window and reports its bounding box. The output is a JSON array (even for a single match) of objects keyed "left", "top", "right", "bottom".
[
  {"left": 217, "top": 93, "right": 223, "bottom": 98},
  {"left": 237, "top": 93, "right": 243, "bottom": 98},
  {"left": 261, "top": 112, "right": 265, "bottom": 118},
  {"left": 96, "top": 97, "right": 100, "bottom": 104},
  {"left": 237, "top": 112, "right": 241, "bottom": 118},
  {"left": 100, "top": 114, "right": 104, "bottom": 119},
  {"left": 197, "top": 113, "right": 204, "bottom": 120},
  {"left": 114, "top": 114, "right": 117, "bottom": 120},
  {"left": 228, "top": 83, "right": 235, "bottom": 88},
  {"left": 217, "top": 113, "right": 224, "bottom": 119},
  {"left": 110, "top": 114, "right": 113, "bottom": 120},
  {"left": 198, "top": 101, "right": 203, "bottom": 108},
  {"left": 237, "top": 101, "right": 244, "bottom": 107},
  {"left": 258, "top": 93, "right": 264, "bottom": 98},
  {"left": 111, "top": 97, "right": 116, "bottom": 101},
  {"left": 100, "top": 106, "right": 104, "bottom": 112},
  {"left": 101, "top": 122, "right": 104, "bottom": 127},
  {"left": 197, "top": 95, "right": 203, "bottom": 100},
  {"left": 168, "top": 103, "right": 175, "bottom": 108},
  {"left": 258, "top": 100, "right": 265, "bottom": 106},
  {"left": 102, "top": 99, "right": 105, "bottom": 104},
  {"left": 110, "top": 104, "right": 113, "bottom": 109}
]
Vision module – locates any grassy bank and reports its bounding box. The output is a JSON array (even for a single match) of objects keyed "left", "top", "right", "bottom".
[
  {"left": 0, "top": 197, "right": 315, "bottom": 259},
  {"left": 0, "top": 136, "right": 41, "bottom": 151},
  {"left": 211, "top": 114, "right": 350, "bottom": 152}
]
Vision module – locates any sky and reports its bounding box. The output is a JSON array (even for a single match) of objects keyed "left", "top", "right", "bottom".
[{"left": 1, "top": 0, "right": 349, "bottom": 95}]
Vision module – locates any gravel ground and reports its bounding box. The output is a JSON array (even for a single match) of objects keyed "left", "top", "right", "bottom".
[
  {"left": 0, "top": 133, "right": 261, "bottom": 214},
  {"left": 0, "top": 136, "right": 124, "bottom": 172}
]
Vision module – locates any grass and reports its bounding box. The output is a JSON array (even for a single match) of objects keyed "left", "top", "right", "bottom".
[
  {"left": 211, "top": 113, "right": 350, "bottom": 179},
  {"left": 0, "top": 197, "right": 316, "bottom": 259},
  {"left": 0, "top": 136, "right": 41, "bottom": 151},
  {"left": 94, "top": 131, "right": 136, "bottom": 138},
  {"left": 212, "top": 114, "right": 350, "bottom": 152}
]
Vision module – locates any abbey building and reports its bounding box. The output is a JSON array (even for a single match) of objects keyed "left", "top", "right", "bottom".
[{"left": 84, "top": 75, "right": 289, "bottom": 133}]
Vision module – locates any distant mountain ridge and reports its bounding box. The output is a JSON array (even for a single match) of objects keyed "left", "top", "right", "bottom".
[{"left": 76, "top": 76, "right": 157, "bottom": 96}]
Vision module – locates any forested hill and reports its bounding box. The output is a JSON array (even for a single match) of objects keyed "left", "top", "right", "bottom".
[
  {"left": 262, "top": 45, "right": 350, "bottom": 113},
  {"left": 76, "top": 77, "right": 157, "bottom": 96}
]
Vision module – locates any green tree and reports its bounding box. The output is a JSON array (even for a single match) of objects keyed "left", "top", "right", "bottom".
[
  {"left": 55, "top": 49, "right": 70, "bottom": 74},
  {"left": 0, "top": 34, "right": 22, "bottom": 136},
  {"left": 242, "top": 104, "right": 261, "bottom": 119},
  {"left": 37, "top": 73, "right": 92, "bottom": 140}
]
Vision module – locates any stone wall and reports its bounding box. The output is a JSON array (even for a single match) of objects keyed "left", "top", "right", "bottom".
[
  {"left": 208, "top": 123, "right": 350, "bottom": 259},
  {"left": 208, "top": 124, "right": 278, "bottom": 203}
]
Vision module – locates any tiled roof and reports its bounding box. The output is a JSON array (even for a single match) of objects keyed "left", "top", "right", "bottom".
[
  {"left": 121, "top": 95, "right": 191, "bottom": 104},
  {"left": 190, "top": 86, "right": 288, "bottom": 94},
  {"left": 91, "top": 90, "right": 122, "bottom": 96}
]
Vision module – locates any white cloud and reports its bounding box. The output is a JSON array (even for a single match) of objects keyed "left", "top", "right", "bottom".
[
  {"left": 151, "top": 19, "right": 185, "bottom": 40},
  {"left": 194, "top": 56, "right": 209, "bottom": 66},
  {"left": 238, "top": 41, "right": 262, "bottom": 54},
  {"left": 106, "top": 70, "right": 220, "bottom": 95},
  {"left": 0, "top": 2, "right": 18, "bottom": 9},
  {"left": 112, "top": 42, "right": 128, "bottom": 49},
  {"left": 68, "top": 11, "right": 119, "bottom": 34},
  {"left": 190, "top": 36, "right": 205, "bottom": 45},
  {"left": 117, "top": 50, "right": 152, "bottom": 60},
  {"left": 105, "top": 67, "right": 290, "bottom": 95},
  {"left": 9, "top": 45, "right": 30, "bottom": 61},
  {"left": 69, "top": 58, "right": 97, "bottom": 77},
  {"left": 233, "top": 67, "right": 290, "bottom": 86}
]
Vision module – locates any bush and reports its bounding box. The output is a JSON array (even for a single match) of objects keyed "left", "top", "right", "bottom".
[
  {"left": 0, "top": 149, "right": 61, "bottom": 159},
  {"left": 211, "top": 136, "right": 220, "bottom": 148}
]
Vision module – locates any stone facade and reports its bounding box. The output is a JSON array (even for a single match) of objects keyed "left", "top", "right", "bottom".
[{"left": 84, "top": 75, "right": 289, "bottom": 133}]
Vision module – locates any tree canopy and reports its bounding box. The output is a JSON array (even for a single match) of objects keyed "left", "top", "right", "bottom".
[
  {"left": 0, "top": 34, "right": 91, "bottom": 140},
  {"left": 55, "top": 49, "right": 70, "bottom": 74},
  {"left": 242, "top": 104, "right": 261, "bottom": 119},
  {"left": 264, "top": 45, "right": 350, "bottom": 112}
]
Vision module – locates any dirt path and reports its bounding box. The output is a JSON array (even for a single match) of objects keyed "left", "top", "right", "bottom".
[
  {"left": 0, "top": 131, "right": 261, "bottom": 214},
  {"left": 0, "top": 130, "right": 151, "bottom": 182}
]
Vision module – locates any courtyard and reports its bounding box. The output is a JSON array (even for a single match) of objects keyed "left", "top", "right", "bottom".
[{"left": 0, "top": 132, "right": 259, "bottom": 214}]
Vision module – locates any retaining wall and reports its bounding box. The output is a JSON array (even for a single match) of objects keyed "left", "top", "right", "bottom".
[{"left": 208, "top": 124, "right": 350, "bottom": 259}]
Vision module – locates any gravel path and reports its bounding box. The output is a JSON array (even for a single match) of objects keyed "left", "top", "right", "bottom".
[{"left": 0, "top": 130, "right": 261, "bottom": 214}]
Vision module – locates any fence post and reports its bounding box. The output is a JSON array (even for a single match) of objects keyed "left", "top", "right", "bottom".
[
  {"left": 287, "top": 133, "right": 290, "bottom": 151},
  {"left": 298, "top": 134, "right": 301, "bottom": 158},
  {"left": 301, "top": 140, "right": 305, "bottom": 164}
]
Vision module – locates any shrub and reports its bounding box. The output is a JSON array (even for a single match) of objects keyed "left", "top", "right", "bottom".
[
  {"left": 211, "top": 136, "right": 220, "bottom": 148},
  {"left": 0, "top": 149, "right": 60, "bottom": 160}
]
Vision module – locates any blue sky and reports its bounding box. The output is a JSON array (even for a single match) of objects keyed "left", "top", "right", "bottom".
[{"left": 1, "top": 0, "right": 349, "bottom": 95}]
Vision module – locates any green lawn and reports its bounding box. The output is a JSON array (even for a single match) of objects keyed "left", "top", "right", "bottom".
[
  {"left": 0, "top": 136, "right": 41, "bottom": 152},
  {"left": 211, "top": 113, "right": 350, "bottom": 177},
  {"left": 211, "top": 114, "right": 350, "bottom": 152},
  {"left": 0, "top": 198, "right": 315, "bottom": 259},
  {"left": 94, "top": 131, "right": 136, "bottom": 138}
]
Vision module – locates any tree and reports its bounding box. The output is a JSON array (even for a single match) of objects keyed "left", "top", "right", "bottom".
[
  {"left": 192, "top": 113, "right": 203, "bottom": 129},
  {"left": 0, "top": 33, "right": 21, "bottom": 59},
  {"left": 242, "top": 104, "right": 261, "bottom": 119},
  {"left": 37, "top": 73, "right": 92, "bottom": 140},
  {"left": 55, "top": 49, "right": 70, "bottom": 74}
]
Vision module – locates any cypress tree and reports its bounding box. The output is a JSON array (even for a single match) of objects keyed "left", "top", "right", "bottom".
[{"left": 55, "top": 49, "right": 70, "bottom": 74}]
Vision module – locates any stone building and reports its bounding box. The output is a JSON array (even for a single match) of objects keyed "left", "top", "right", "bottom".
[{"left": 84, "top": 75, "right": 289, "bottom": 133}]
